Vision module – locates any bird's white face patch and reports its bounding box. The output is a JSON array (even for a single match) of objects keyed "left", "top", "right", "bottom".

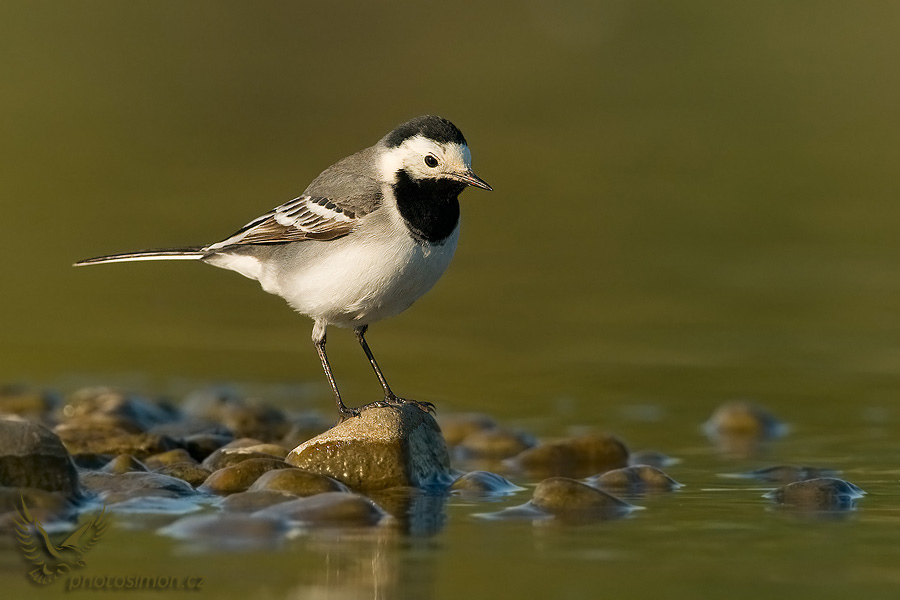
[{"left": 378, "top": 135, "right": 472, "bottom": 184}]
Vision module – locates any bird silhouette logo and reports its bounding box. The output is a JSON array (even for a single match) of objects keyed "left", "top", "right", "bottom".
[{"left": 12, "top": 496, "right": 108, "bottom": 585}]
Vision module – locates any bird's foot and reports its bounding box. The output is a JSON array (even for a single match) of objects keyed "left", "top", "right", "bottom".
[
  {"left": 382, "top": 394, "right": 436, "bottom": 414},
  {"left": 336, "top": 404, "right": 361, "bottom": 423}
]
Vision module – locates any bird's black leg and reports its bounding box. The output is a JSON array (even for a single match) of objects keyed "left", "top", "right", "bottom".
[
  {"left": 313, "top": 326, "right": 359, "bottom": 421},
  {"left": 354, "top": 325, "right": 435, "bottom": 414}
]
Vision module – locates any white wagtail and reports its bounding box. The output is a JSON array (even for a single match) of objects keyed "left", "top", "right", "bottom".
[{"left": 75, "top": 115, "right": 492, "bottom": 419}]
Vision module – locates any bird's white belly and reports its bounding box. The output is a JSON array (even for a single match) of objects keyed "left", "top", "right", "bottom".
[{"left": 257, "top": 228, "right": 458, "bottom": 328}]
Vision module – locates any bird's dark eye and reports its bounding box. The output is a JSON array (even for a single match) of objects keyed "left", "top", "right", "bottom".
[{"left": 424, "top": 155, "right": 439, "bottom": 168}]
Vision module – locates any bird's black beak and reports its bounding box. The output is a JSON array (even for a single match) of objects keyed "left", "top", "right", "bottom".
[{"left": 451, "top": 169, "right": 493, "bottom": 191}]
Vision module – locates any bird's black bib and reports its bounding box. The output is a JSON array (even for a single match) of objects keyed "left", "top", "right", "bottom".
[{"left": 393, "top": 169, "right": 463, "bottom": 244}]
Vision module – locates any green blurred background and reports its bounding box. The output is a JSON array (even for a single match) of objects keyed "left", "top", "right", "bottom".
[{"left": 3, "top": 1, "right": 900, "bottom": 425}]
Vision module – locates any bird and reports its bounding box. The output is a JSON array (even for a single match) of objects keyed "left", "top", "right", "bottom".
[
  {"left": 14, "top": 498, "right": 108, "bottom": 585},
  {"left": 75, "top": 115, "right": 492, "bottom": 420}
]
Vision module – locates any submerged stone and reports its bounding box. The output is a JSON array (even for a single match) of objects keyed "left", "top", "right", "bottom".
[
  {"left": 509, "top": 433, "right": 629, "bottom": 478},
  {"left": 531, "top": 477, "right": 633, "bottom": 519},
  {"left": 704, "top": 401, "right": 787, "bottom": 439},
  {"left": 456, "top": 427, "right": 537, "bottom": 460},
  {"left": 59, "top": 387, "right": 177, "bottom": 433},
  {"left": 247, "top": 468, "right": 348, "bottom": 497},
  {"left": 765, "top": 477, "right": 865, "bottom": 510},
  {"left": 450, "top": 470, "right": 523, "bottom": 495},
  {"left": 80, "top": 471, "right": 198, "bottom": 502},
  {"left": 153, "top": 463, "right": 212, "bottom": 487},
  {"left": 159, "top": 512, "right": 288, "bottom": 549},
  {"left": 254, "top": 492, "right": 389, "bottom": 527},
  {"left": 437, "top": 413, "right": 498, "bottom": 447},
  {"left": 220, "top": 490, "right": 298, "bottom": 512},
  {"left": 0, "top": 418, "right": 80, "bottom": 498},
  {"left": 101, "top": 454, "right": 148, "bottom": 474},
  {"left": 738, "top": 465, "right": 840, "bottom": 484},
  {"left": 587, "top": 465, "right": 682, "bottom": 493},
  {"left": 55, "top": 424, "right": 179, "bottom": 459},
  {"left": 198, "top": 458, "right": 292, "bottom": 495},
  {"left": 142, "top": 448, "right": 198, "bottom": 469},
  {"left": 286, "top": 404, "right": 452, "bottom": 491}
]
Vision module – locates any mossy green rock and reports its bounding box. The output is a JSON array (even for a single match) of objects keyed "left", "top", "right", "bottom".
[
  {"left": 0, "top": 419, "right": 80, "bottom": 497},
  {"left": 286, "top": 404, "right": 451, "bottom": 491}
]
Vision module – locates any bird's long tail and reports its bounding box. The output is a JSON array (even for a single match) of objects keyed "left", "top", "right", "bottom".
[{"left": 73, "top": 247, "right": 207, "bottom": 267}]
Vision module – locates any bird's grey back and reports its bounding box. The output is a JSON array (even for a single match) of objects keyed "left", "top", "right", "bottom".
[{"left": 303, "top": 146, "right": 383, "bottom": 215}]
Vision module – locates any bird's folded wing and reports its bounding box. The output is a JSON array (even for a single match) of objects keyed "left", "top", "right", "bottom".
[{"left": 207, "top": 195, "right": 369, "bottom": 249}]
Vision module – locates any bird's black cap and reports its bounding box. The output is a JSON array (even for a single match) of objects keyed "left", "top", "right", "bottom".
[{"left": 382, "top": 115, "right": 468, "bottom": 148}]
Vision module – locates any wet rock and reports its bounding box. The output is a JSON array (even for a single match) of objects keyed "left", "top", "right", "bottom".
[
  {"left": 159, "top": 513, "right": 288, "bottom": 550},
  {"left": 221, "top": 437, "right": 267, "bottom": 450},
  {"left": 509, "top": 433, "right": 629, "bottom": 478},
  {"left": 142, "top": 448, "right": 197, "bottom": 469},
  {"left": 456, "top": 427, "right": 537, "bottom": 460},
  {"left": 531, "top": 477, "right": 633, "bottom": 519},
  {"left": 241, "top": 443, "right": 290, "bottom": 460},
  {"left": 704, "top": 401, "right": 786, "bottom": 439},
  {"left": 80, "top": 471, "right": 197, "bottom": 503},
  {"left": 200, "top": 447, "right": 285, "bottom": 472},
  {"left": 437, "top": 412, "right": 498, "bottom": 446},
  {"left": 148, "top": 419, "right": 233, "bottom": 439},
  {"left": 247, "top": 468, "right": 349, "bottom": 496},
  {"left": 286, "top": 404, "right": 452, "bottom": 491},
  {"left": 255, "top": 492, "right": 389, "bottom": 527},
  {"left": 220, "top": 490, "right": 297, "bottom": 512},
  {"left": 587, "top": 465, "right": 682, "bottom": 493},
  {"left": 0, "top": 385, "right": 58, "bottom": 417},
  {"left": 101, "top": 454, "right": 148, "bottom": 474},
  {"left": 182, "top": 433, "right": 234, "bottom": 462},
  {"left": 198, "top": 458, "right": 292, "bottom": 495},
  {"left": 55, "top": 423, "right": 180, "bottom": 459},
  {"left": 71, "top": 453, "right": 114, "bottom": 470},
  {"left": 628, "top": 450, "right": 679, "bottom": 469},
  {"left": 736, "top": 465, "right": 840, "bottom": 484},
  {"left": 107, "top": 496, "right": 204, "bottom": 515},
  {"left": 280, "top": 412, "right": 333, "bottom": 448},
  {"left": 450, "top": 471, "right": 523, "bottom": 495},
  {"left": 0, "top": 418, "right": 80, "bottom": 497},
  {"left": 182, "top": 389, "right": 289, "bottom": 441},
  {"left": 765, "top": 477, "right": 865, "bottom": 510},
  {"left": 153, "top": 463, "right": 212, "bottom": 487},
  {"left": 0, "top": 486, "right": 75, "bottom": 529},
  {"left": 59, "top": 387, "right": 176, "bottom": 433}
]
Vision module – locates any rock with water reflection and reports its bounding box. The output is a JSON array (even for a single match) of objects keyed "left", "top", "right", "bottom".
[
  {"left": 765, "top": 477, "right": 865, "bottom": 510},
  {"left": 0, "top": 418, "right": 81, "bottom": 498},
  {"left": 81, "top": 470, "right": 198, "bottom": 503},
  {"left": 198, "top": 457, "right": 292, "bottom": 495},
  {"left": 450, "top": 470, "right": 523, "bottom": 496},
  {"left": 286, "top": 404, "right": 452, "bottom": 491},
  {"left": 482, "top": 477, "right": 633, "bottom": 522},
  {"left": 587, "top": 465, "right": 682, "bottom": 494},
  {"left": 732, "top": 465, "right": 840, "bottom": 484},
  {"left": 220, "top": 489, "right": 298, "bottom": 512},
  {"left": 507, "top": 432, "right": 629, "bottom": 478},
  {"left": 159, "top": 512, "right": 289, "bottom": 549},
  {"left": 255, "top": 491, "right": 390, "bottom": 527},
  {"left": 704, "top": 401, "right": 787, "bottom": 439}
]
